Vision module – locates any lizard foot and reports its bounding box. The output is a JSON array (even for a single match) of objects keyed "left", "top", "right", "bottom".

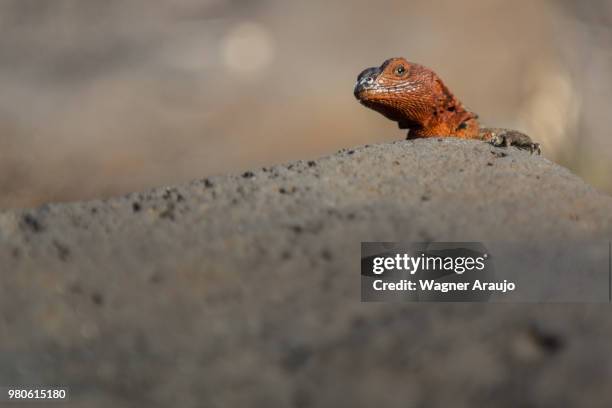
[{"left": 488, "top": 130, "right": 541, "bottom": 155}]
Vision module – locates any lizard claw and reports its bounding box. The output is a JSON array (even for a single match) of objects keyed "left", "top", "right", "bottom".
[{"left": 489, "top": 130, "right": 541, "bottom": 155}]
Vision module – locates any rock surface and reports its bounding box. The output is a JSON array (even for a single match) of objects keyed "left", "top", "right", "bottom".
[{"left": 1, "top": 138, "right": 612, "bottom": 407}]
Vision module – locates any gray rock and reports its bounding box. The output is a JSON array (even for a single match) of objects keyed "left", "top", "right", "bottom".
[{"left": 1, "top": 138, "right": 611, "bottom": 407}]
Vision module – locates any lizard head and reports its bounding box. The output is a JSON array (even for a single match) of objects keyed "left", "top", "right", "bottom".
[
  {"left": 354, "top": 57, "right": 480, "bottom": 137},
  {"left": 354, "top": 57, "right": 436, "bottom": 128}
]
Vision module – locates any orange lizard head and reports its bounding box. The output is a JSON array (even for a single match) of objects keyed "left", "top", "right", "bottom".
[{"left": 354, "top": 57, "right": 479, "bottom": 138}]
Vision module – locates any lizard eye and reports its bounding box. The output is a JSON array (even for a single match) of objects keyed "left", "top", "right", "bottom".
[{"left": 394, "top": 65, "right": 405, "bottom": 76}]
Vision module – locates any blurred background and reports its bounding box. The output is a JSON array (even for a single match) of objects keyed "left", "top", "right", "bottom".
[{"left": 0, "top": 0, "right": 611, "bottom": 209}]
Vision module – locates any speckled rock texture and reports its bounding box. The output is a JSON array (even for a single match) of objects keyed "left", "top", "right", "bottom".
[{"left": 1, "top": 138, "right": 611, "bottom": 407}]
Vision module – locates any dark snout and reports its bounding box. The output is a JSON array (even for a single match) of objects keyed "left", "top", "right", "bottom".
[{"left": 354, "top": 66, "right": 380, "bottom": 98}]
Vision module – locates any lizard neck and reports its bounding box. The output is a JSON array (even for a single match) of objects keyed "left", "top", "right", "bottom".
[{"left": 408, "top": 76, "right": 481, "bottom": 139}]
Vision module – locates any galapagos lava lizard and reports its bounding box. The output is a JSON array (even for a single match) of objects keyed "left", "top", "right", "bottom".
[{"left": 354, "top": 57, "right": 540, "bottom": 154}]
